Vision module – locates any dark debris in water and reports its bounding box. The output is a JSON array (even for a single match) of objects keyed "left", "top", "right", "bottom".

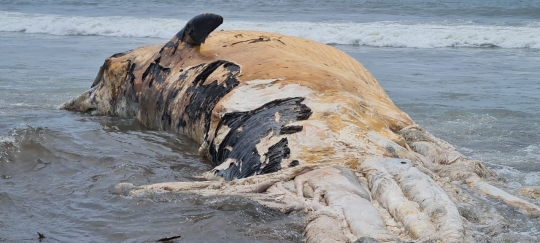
[{"left": 156, "top": 235, "right": 181, "bottom": 242}]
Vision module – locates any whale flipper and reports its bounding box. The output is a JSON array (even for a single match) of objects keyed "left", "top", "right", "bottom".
[{"left": 176, "top": 13, "right": 223, "bottom": 45}]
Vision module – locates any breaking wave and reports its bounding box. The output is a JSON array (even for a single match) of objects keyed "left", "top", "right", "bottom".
[
  {"left": 0, "top": 125, "right": 49, "bottom": 163},
  {"left": 1, "top": 11, "right": 540, "bottom": 49}
]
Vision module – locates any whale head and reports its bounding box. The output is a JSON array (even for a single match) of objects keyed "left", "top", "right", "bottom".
[
  {"left": 60, "top": 13, "right": 224, "bottom": 117},
  {"left": 60, "top": 51, "right": 141, "bottom": 118}
]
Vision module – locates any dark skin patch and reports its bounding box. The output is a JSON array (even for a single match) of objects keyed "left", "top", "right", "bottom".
[
  {"left": 110, "top": 50, "right": 133, "bottom": 58},
  {"left": 122, "top": 60, "right": 134, "bottom": 93},
  {"left": 210, "top": 97, "right": 312, "bottom": 180},
  {"left": 288, "top": 160, "right": 300, "bottom": 167},
  {"left": 280, "top": 125, "right": 303, "bottom": 135},
  {"left": 157, "top": 88, "right": 180, "bottom": 127},
  {"left": 142, "top": 56, "right": 171, "bottom": 88},
  {"left": 90, "top": 60, "right": 109, "bottom": 88},
  {"left": 385, "top": 146, "right": 399, "bottom": 158},
  {"left": 108, "top": 99, "right": 116, "bottom": 115},
  {"left": 142, "top": 60, "right": 240, "bottom": 133},
  {"left": 126, "top": 61, "right": 136, "bottom": 85},
  {"left": 260, "top": 138, "right": 290, "bottom": 174},
  {"left": 125, "top": 61, "right": 139, "bottom": 103},
  {"left": 177, "top": 60, "right": 241, "bottom": 136},
  {"left": 156, "top": 93, "right": 171, "bottom": 126},
  {"left": 89, "top": 88, "right": 97, "bottom": 106},
  {"left": 162, "top": 41, "right": 179, "bottom": 54}
]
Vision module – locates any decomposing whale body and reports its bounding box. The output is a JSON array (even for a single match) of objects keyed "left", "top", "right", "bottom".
[{"left": 61, "top": 13, "right": 540, "bottom": 242}]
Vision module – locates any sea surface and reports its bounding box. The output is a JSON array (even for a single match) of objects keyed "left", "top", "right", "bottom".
[{"left": 1, "top": 0, "right": 539, "bottom": 242}]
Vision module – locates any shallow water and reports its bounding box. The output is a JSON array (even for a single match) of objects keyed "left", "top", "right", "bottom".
[
  {"left": 0, "top": 32, "right": 309, "bottom": 242},
  {"left": 1, "top": 0, "right": 540, "bottom": 242}
]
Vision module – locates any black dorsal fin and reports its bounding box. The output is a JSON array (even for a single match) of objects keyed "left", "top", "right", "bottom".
[{"left": 176, "top": 13, "right": 223, "bottom": 45}]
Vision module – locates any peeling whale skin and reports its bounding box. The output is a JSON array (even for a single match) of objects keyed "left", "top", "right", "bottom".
[{"left": 61, "top": 14, "right": 540, "bottom": 243}]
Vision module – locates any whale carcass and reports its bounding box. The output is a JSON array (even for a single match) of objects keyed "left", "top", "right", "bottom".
[{"left": 60, "top": 14, "right": 540, "bottom": 242}]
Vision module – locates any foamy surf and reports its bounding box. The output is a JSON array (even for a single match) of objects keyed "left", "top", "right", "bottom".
[
  {"left": 1, "top": 11, "right": 539, "bottom": 49},
  {"left": 0, "top": 132, "right": 17, "bottom": 162}
]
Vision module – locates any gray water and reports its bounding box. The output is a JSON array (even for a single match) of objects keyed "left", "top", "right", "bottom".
[{"left": 1, "top": 0, "right": 540, "bottom": 242}]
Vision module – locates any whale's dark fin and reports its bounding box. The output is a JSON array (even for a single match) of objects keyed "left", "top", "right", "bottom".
[{"left": 176, "top": 13, "right": 223, "bottom": 45}]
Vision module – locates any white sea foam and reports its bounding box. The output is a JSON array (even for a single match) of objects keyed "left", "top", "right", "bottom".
[
  {"left": 0, "top": 135, "right": 15, "bottom": 144},
  {"left": 0, "top": 134, "right": 16, "bottom": 161},
  {"left": 1, "top": 11, "right": 540, "bottom": 49},
  {"left": 472, "top": 143, "right": 540, "bottom": 189}
]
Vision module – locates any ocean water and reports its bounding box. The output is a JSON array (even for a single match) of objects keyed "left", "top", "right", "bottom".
[{"left": 1, "top": 0, "right": 539, "bottom": 242}]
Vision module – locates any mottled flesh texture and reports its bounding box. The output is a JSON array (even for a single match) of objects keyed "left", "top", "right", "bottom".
[{"left": 61, "top": 15, "right": 540, "bottom": 243}]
